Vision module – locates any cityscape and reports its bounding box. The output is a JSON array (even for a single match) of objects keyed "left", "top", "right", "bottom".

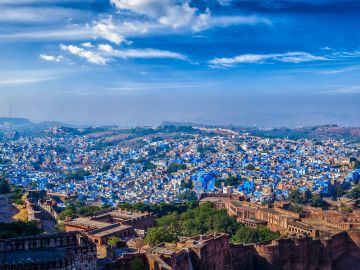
[{"left": 1, "top": 0, "right": 360, "bottom": 270}]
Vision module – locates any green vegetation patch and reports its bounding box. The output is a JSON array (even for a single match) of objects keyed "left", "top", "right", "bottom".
[
  {"left": 0, "top": 221, "right": 42, "bottom": 239},
  {"left": 144, "top": 203, "right": 280, "bottom": 246}
]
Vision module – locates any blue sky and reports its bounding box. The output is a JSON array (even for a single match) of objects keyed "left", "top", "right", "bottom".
[{"left": 0, "top": 0, "right": 359, "bottom": 127}]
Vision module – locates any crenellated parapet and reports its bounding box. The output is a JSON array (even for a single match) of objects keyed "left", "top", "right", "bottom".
[{"left": 0, "top": 232, "right": 97, "bottom": 270}]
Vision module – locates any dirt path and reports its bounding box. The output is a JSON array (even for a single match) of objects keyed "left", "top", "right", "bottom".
[{"left": 0, "top": 194, "right": 20, "bottom": 222}]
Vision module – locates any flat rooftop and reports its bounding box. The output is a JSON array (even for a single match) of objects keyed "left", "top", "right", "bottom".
[
  {"left": 109, "top": 210, "right": 148, "bottom": 219},
  {"left": 242, "top": 218, "right": 268, "bottom": 224},
  {"left": 66, "top": 217, "right": 110, "bottom": 229},
  {"left": 150, "top": 246, "right": 175, "bottom": 255},
  {"left": 88, "top": 225, "right": 132, "bottom": 238},
  {"left": 200, "top": 197, "right": 230, "bottom": 203}
]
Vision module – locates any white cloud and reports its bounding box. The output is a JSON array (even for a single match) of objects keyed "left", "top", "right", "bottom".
[
  {"left": 60, "top": 43, "right": 187, "bottom": 65},
  {"left": 81, "top": 42, "right": 93, "bottom": 48},
  {"left": 325, "top": 86, "right": 360, "bottom": 94},
  {"left": 39, "top": 54, "right": 67, "bottom": 63},
  {"left": 209, "top": 52, "right": 329, "bottom": 67},
  {"left": 110, "top": 0, "right": 270, "bottom": 32},
  {"left": 319, "top": 66, "right": 358, "bottom": 75},
  {"left": 333, "top": 51, "right": 360, "bottom": 58},
  {"left": 0, "top": 0, "right": 83, "bottom": 3},
  {"left": 117, "top": 48, "right": 186, "bottom": 60},
  {"left": 0, "top": 26, "right": 92, "bottom": 42},
  {"left": 98, "top": 44, "right": 114, "bottom": 53},
  {"left": 0, "top": 70, "right": 62, "bottom": 87},
  {"left": 217, "top": 0, "right": 232, "bottom": 6},
  {"left": 99, "top": 44, "right": 187, "bottom": 60},
  {"left": 93, "top": 16, "right": 127, "bottom": 45},
  {"left": 0, "top": 7, "right": 85, "bottom": 23},
  {"left": 60, "top": 44, "right": 108, "bottom": 65},
  {"left": 110, "top": 0, "right": 197, "bottom": 29}
]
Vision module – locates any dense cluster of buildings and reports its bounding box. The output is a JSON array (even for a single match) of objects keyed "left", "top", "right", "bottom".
[
  {"left": 0, "top": 125, "right": 360, "bottom": 269},
  {"left": 0, "top": 127, "right": 359, "bottom": 206},
  {"left": 63, "top": 208, "right": 154, "bottom": 246}
]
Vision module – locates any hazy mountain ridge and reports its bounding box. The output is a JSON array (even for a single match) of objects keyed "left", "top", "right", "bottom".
[{"left": 1, "top": 118, "right": 360, "bottom": 142}]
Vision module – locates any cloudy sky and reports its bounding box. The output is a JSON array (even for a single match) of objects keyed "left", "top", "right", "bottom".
[{"left": 0, "top": 0, "right": 359, "bottom": 127}]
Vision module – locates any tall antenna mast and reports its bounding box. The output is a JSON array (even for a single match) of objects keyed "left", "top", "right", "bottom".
[{"left": 9, "top": 100, "right": 12, "bottom": 118}]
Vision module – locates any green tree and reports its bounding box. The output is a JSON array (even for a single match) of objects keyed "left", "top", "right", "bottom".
[
  {"left": 144, "top": 227, "right": 177, "bottom": 246},
  {"left": 354, "top": 161, "right": 360, "bottom": 169},
  {"left": 143, "top": 161, "right": 156, "bottom": 171},
  {"left": 231, "top": 226, "right": 280, "bottom": 244},
  {"left": 107, "top": 236, "right": 121, "bottom": 247},
  {"left": 0, "top": 176, "right": 10, "bottom": 194},
  {"left": 215, "top": 179, "right": 224, "bottom": 188},
  {"left": 58, "top": 200, "right": 102, "bottom": 220},
  {"left": 225, "top": 176, "right": 242, "bottom": 187},
  {"left": 348, "top": 184, "right": 360, "bottom": 199},
  {"left": 180, "top": 179, "right": 193, "bottom": 189},
  {"left": 288, "top": 204, "right": 304, "bottom": 213},
  {"left": 311, "top": 194, "right": 326, "bottom": 207},
  {"left": 144, "top": 203, "right": 239, "bottom": 246},
  {"left": 65, "top": 168, "right": 90, "bottom": 181},
  {"left": 179, "top": 190, "right": 197, "bottom": 202},
  {"left": 336, "top": 185, "right": 344, "bottom": 198},
  {"left": 58, "top": 208, "right": 76, "bottom": 221},
  {"left": 101, "top": 162, "right": 111, "bottom": 172},
  {"left": 167, "top": 163, "right": 186, "bottom": 174},
  {"left": 246, "top": 164, "right": 255, "bottom": 170},
  {"left": 55, "top": 222, "right": 65, "bottom": 232},
  {"left": 215, "top": 176, "right": 242, "bottom": 188},
  {"left": 288, "top": 189, "right": 307, "bottom": 204}
]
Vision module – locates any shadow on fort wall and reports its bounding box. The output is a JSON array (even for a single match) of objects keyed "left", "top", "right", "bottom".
[
  {"left": 249, "top": 231, "right": 360, "bottom": 270},
  {"left": 105, "top": 231, "right": 360, "bottom": 270}
]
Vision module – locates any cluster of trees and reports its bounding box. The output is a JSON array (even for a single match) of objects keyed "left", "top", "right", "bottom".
[
  {"left": 167, "top": 163, "right": 186, "bottom": 174},
  {"left": 65, "top": 168, "right": 90, "bottom": 181},
  {"left": 348, "top": 183, "right": 360, "bottom": 200},
  {"left": 0, "top": 221, "right": 42, "bottom": 239},
  {"left": 179, "top": 190, "right": 197, "bottom": 201},
  {"left": 288, "top": 186, "right": 348, "bottom": 208},
  {"left": 101, "top": 162, "right": 111, "bottom": 172},
  {"left": 0, "top": 175, "right": 24, "bottom": 205},
  {"left": 144, "top": 203, "right": 280, "bottom": 246},
  {"left": 354, "top": 161, "right": 360, "bottom": 169},
  {"left": 117, "top": 202, "right": 197, "bottom": 218},
  {"left": 107, "top": 236, "right": 121, "bottom": 247},
  {"left": 231, "top": 225, "right": 281, "bottom": 244},
  {"left": 197, "top": 145, "right": 217, "bottom": 157},
  {"left": 128, "top": 125, "right": 197, "bottom": 138},
  {"left": 311, "top": 194, "right": 327, "bottom": 207},
  {"left": 180, "top": 179, "right": 193, "bottom": 189},
  {"left": 11, "top": 185, "right": 24, "bottom": 206},
  {"left": 246, "top": 164, "right": 256, "bottom": 171},
  {"left": 0, "top": 174, "right": 10, "bottom": 194},
  {"left": 288, "top": 189, "right": 309, "bottom": 205},
  {"left": 143, "top": 161, "right": 157, "bottom": 171},
  {"left": 215, "top": 176, "right": 243, "bottom": 188},
  {"left": 288, "top": 183, "right": 360, "bottom": 209},
  {"left": 58, "top": 200, "right": 104, "bottom": 220},
  {"left": 287, "top": 204, "right": 305, "bottom": 214}
]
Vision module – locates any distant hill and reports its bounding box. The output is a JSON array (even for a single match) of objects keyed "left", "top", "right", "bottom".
[
  {"left": 240, "top": 125, "right": 360, "bottom": 142},
  {"left": 159, "top": 121, "right": 217, "bottom": 128},
  {"left": 162, "top": 122, "right": 360, "bottom": 142},
  {"left": 0, "top": 117, "right": 32, "bottom": 125}
]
